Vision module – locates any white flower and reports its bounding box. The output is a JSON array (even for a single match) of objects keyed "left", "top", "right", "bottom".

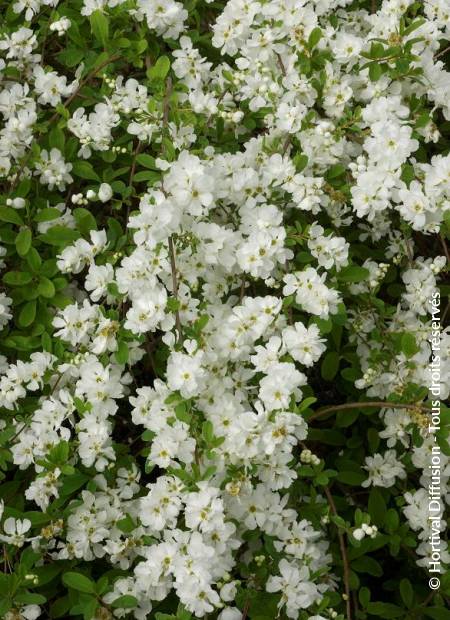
[
  {"left": 34, "top": 148, "right": 73, "bottom": 190},
  {"left": 166, "top": 350, "right": 205, "bottom": 398},
  {"left": 124, "top": 286, "right": 167, "bottom": 334},
  {"left": 283, "top": 268, "right": 341, "bottom": 319},
  {"left": 282, "top": 323, "right": 326, "bottom": 367},
  {"left": 0, "top": 517, "right": 32, "bottom": 547},
  {"left": 267, "top": 559, "right": 321, "bottom": 618},
  {"left": 362, "top": 450, "right": 407, "bottom": 488}
]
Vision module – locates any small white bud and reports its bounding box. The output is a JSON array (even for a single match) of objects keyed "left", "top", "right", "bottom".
[
  {"left": 98, "top": 183, "right": 113, "bottom": 203},
  {"left": 353, "top": 528, "right": 365, "bottom": 541},
  {"left": 12, "top": 197, "right": 26, "bottom": 209}
]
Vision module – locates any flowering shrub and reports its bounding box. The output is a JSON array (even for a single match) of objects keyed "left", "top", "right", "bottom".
[{"left": 0, "top": 0, "right": 449, "bottom": 619}]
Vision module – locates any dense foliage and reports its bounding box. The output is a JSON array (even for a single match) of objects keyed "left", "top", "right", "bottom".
[{"left": 0, "top": 0, "right": 449, "bottom": 619}]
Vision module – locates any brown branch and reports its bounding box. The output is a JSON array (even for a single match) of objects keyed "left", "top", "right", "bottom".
[
  {"left": 439, "top": 233, "right": 450, "bottom": 266},
  {"left": 324, "top": 486, "right": 352, "bottom": 620},
  {"left": 160, "top": 76, "right": 182, "bottom": 343},
  {"left": 9, "top": 54, "right": 121, "bottom": 193},
  {"left": 276, "top": 53, "right": 286, "bottom": 76},
  {"left": 126, "top": 139, "right": 143, "bottom": 221},
  {"left": 241, "top": 599, "right": 250, "bottom": 620},
  {"left": 129, "top": 140, "right": 142, "bottom": 187},
  {"left": 309, "top": 400, "right": 430, "bottom": 422},
  {"left": 239, "top": 277, "right": 246, "bottom": 302},
  {"left": 282, "top": 134, "right": 291, "bottom": 155},
  {"left": 144, "top": 337, "right": 158, "bottom": 377},
  {"left": 435, "top": 45, "right": 450, "bottom": 61},
  {"left": 168, "top": 235, "right": 182, "bottom": 342},
  {"left": 47, "top": 54, "right": 121, "bottom": 126},
  {"left": 163, "top": 76, "right": 173, "bottom": 126},
  {"left": 442, "top": 301, "right": 450, "bottom": 326}
]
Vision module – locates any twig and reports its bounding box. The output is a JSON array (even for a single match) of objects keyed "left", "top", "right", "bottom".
[
  {"left": 9, "top": 54, "right": 120, "bottom": 193},
  {"left": 442, "top": 301, "right": 450, "bottom": 326},
  {"left": 421, "top": 589, "right": 436, "bottom": 608},
  {"left": 206, "top": 89, "right": 228, "bottom": 128},
  {"left": 161, "top": 76, "right": 182, "bottom": 343},
  {"left": 126, "top": 139, "right": 142, "bottom": 220},
  {"left": 282, "top": 134, "right": 291, "bottom": 155},
  {"left": 144, "top": 337, "right": 158, "bottom": 377},
  {"left": 239, "top": 277, "right": 246, "bottom": 301},
  {"left": 439, "top": 233, "right": 450, "bottom": 265},
  {"left": 163, "top": 76, "right": 173, "bottom": 126},
  {"left": 129, "top": 140, "right": 142, "bottom": 187},
  {"left": 276, "top": 53, "right": 286, "bottom": 76},
  {"left": 168, "top": 236, "right": 182, "bottom": 342},
  {"left": 241, "top": 599, "right": 250, "bottom": 620},
  {"left": 435, "top": 45, "right": 450, "bottom": 61},
  {"left": 309, "top": 400, "right": 430, "bottom": 422},
  {"left": 324, "top": 486, "right": 352, "bottom": 620},
  {"left": 47, "top": 54, "right": 121, "bottom": 126}
]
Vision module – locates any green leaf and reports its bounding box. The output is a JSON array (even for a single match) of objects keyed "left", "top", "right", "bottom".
[
  {"left": 0, "top": 206, "right": 24, "bottom": 225},
  {"left": 352, "top": 556, "right": 382, "bottom": 577},
  {"left": 133, "top": 170, "right": 160, "bottom": 183},
  {"left": 202, "top": 420, "right": 214, "bottom": 444},
  {"left": 308, "top": 27, "right": 322, "bottom": 49},
  {"left": 326, "top": 164, "right": 346, "bottom": 179},
  {"left": 90, "top": 10, "right": 109, "bottom": 46},
  {"left": 116, "top": 514, "right": 136, "bottom": 534},
  {"left": 399, "top": 578, "right": 413, "bottom": 608},
  {"left": 3, "top": 271, "right": 32, "bottom": 286},
  {"left": 74, "top": 208, "right": 98, "bottom": 235},
  {"left": 38, "top": 277, "right": 56, "bottom": 299},
  {"left": 359, "top": 586, "right": 371, "bottom": 608},
  {"left": 50, "top": 596, "right": 70, "bottom": 618},
  {"left": 72, "top": 161, "right": 101, "bottom": 182},
  {"left": 336, "top": 470, "right": 366, "bottom": 485},
  {"left": 401, "top": 332, "right": 419, "bottom": 357},
  {"left": 298, "top": 396, "right": 317, "bottom": 412},
  {"left": 115, "top": 340, "right": 129, "bottom": 365},
  {"left": 136, "top": 154, "right": 157, "bottom": 169},
  {"left": 111, "top": 595, "right": 138, "bottom": 609},
  {"left": 338, "top": 265, "right": 370, "bottom": 283},
  {"left": 18, "top": 300, "right": 36, "bottom": 327},
  {"left": 293, "top": 153, "right": 308, "bottom": 172},
  {"left": 57, "top": 47, "right": 85, "bottom": 68},
  {"left": 369, "top": 62, "right": 383, "bottom": 82},
  {"left": 0, "top": 599, "right": 12, "bottom": 616},
  {"left": 60, "top": 472, "right": 89, "bottom": 496},
  {"left": 424, "top": 608, "right": 450, "bottom": 620},
  {"left": 366, "top": 602, "right": 404, "bottom": 618},
  {"left": 15, "top": 592, "right": 46, "bottom": 605},
  {"left": 15, "top": 228, "right": 32, "bottom": 256},
  {"left": 47, "top": 440, "right": 69, "bottom": 465},
  {"left": 368, "top": 487, "right": 387, "bottom": 526},
  {"left": 49, "top": 127, "right": 65, "bottom": 151},
  {"left": 401, "top": 163, "right": 416, "bottom": 186},
  {"left": 34, "top": 208, "right": 63, "bottom": 223},
  {"left": 62, "top": 572, "right": 95, "bottom": 594},
  {"left": 148, "top": 55, "right": 171, "bottom": 80},
  {"left": 321, "top": 351, "right": 340, "bottom": 381},
  {"left": 39, "top": 226, "right": 81, "bottom": 246},
  {"left": 26, "top": 247, "right": 42, "bottom": 272}
]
